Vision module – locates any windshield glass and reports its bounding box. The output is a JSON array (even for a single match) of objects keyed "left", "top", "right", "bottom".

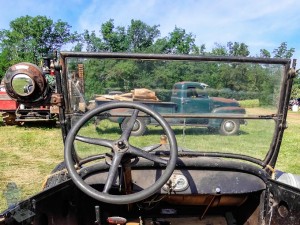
[{"left": 64, "top": 55, "right": 286, "bottom": 162}]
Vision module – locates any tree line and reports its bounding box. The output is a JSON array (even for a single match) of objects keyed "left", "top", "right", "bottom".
[{"left": 0, "top": 15, "right": 298, "bottom": 99}]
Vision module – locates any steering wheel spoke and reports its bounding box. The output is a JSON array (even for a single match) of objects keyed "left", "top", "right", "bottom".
[
  {"left": 103, "top": 153, "right": 123, "bottom": 193},
  {"left": 120, "top": 109, "right": 139, "bottom": 140},
  {"left": 142, "top": 144, "right": 162, "bottom": 152},
  {"left": 129, "top": 146, "right": 168, "bottom": 165},
  {"left": 75, "top": 135, "right": 114, "bottom": 148}
]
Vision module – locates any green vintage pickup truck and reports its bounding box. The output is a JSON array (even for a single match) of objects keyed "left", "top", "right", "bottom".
[{"left": 96, "top": 81, "right": 246, "bottom": 136}]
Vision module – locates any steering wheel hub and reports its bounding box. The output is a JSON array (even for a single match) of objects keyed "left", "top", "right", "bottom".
[{"left": 114, "top": 140, "right": 129, "bottom": 152}]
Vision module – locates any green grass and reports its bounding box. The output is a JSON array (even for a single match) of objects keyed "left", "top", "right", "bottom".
[
  {"left": 0, "top": 110, "right": 299, "bottom": 211},
  {"left": 239, "top": 99, "right": 260, "bottom": 108},
  {"left": 276, "top": 111, "right": 300, "bottom": 173},
  {"left": 0, "top": 123, "right": 64, "bottom": 211},
  {"left": 75, "top": 116, "right": 274, "bottom": 160}
]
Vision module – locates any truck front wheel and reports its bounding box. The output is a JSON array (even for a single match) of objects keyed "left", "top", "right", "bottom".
[
  {"left": 121, "top": 117, "right": 147, "bottom": 136},
  {"left": 219, "top": 119, "right": 240, "bottom": 135}
]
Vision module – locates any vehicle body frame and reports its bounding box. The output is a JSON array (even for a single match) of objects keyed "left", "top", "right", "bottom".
[{"left": 0, "top": 52, "right": 299, "bottom": 225}]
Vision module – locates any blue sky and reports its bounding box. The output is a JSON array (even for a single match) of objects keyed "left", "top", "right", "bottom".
[{"left": 1, "top": 0, "right": 300, "bottom": 63}]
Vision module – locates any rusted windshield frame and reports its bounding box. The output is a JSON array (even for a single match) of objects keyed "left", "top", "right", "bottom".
[{"left": 58, "top": 52, "right": 293, "bottom": 169}]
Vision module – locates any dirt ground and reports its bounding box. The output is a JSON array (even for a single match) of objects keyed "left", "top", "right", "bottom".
[{"left": 287, "top": 111, "right": 300, "bottom": 124}]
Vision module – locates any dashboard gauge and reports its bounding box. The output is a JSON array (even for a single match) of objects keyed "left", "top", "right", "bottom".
[{"left": 163, "top": 173, "right": 189, "bottom": 192}]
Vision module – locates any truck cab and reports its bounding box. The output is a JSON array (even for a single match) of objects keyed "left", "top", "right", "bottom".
[
  {"left": 171, "top": 82, "right": 211, "bottom": 114},
  {"left": 171, "top": 81, "right": 245, "bottom": 134},
  {"left": 171, "top": 82, "right": 211, "bottom": 125}
]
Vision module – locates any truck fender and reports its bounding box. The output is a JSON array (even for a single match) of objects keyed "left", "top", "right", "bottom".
[
  {"left": 211, "top": 106, "right": 246, "bottom": 114},
  {"left": 208, "top": 107, "right": 246, "bottom": 135}
]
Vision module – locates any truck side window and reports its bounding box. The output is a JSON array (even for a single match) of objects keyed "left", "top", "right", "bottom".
[
  {"left": 172, "top": 86, "right": 179, "bottom": 97},
  {"left": 187, "top": 87, "right": 198, "bottom": 98},
  {"left": 196, "top": 87, "right": 208, "bottom": 98}
]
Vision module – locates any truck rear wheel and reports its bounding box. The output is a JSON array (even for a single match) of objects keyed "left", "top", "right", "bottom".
[
  {"left": 121, "top": 117, "right": 147, "bottom": 136},
  {"left": 219, "top": 119, "right": 240, "bottom": 135}
]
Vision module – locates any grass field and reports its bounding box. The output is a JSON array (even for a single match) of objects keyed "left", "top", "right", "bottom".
[{"left": 0, "top": 109, "right": 299, "bottom": 211}]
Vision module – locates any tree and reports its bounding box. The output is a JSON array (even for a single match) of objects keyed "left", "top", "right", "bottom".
[
  {"left": 272, "top": 42, "right": 295, "bottom": 58},
  {"left": 147, "top": 37, "right": 169, "bottom": 53},
  {"left": 166, "top": 26, "right": 199, "bottom": 54},
  {"left": 0, "top": 49, "right": 10, "bottom": 77},
  {"left": 291, "top": 74, "right": 300, "bottom": 100},
  {"left": 227, "top": 42, "right": 250, "bottom": 57},
  {"left": 211, "top": 43, "right": 228, "bottom": 56},
  {"left": 259, "top": 49, "right": 271, "bottom": 58},
  {"left": 211, "top": 42, "right": 250, "bottom": 57},
  {"left": 82, "top": 30, "right": 103, "bottom": 52},
  {"left": 0, "top": 15, "right": 79, "bottom": 78},
  {"left": 101, "top": 19, "right": 129, "bottom": 52},
  {"left": 83, "top": 19, "right": 161, "bottom": 53},
  {"left": 127, "top": 19, "right": 160, "bottom": 52},
  {"left": 79, "top": 19, "right": 202, "bottom": 55}
]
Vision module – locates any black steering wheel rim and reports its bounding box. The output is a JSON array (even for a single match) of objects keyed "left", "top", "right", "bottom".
[{"left": 64, "top": 101, "right": 178, "bottom": 204}]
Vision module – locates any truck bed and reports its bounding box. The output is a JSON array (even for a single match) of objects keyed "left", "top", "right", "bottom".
[{"left": 96, "top": 99, "right": 177, "bottom": 114}]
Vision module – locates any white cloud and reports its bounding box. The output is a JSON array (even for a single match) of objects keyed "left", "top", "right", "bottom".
[
  {"left": 77, "top": 0, "right": 300, "bottom": 45},
  {"left": 1, "top": 0, "right": 300, "bottom": 60}
]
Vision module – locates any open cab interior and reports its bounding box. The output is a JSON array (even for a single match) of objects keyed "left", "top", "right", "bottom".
[{"left": 1, "top": 52, "right": 300, "bottom": 225}]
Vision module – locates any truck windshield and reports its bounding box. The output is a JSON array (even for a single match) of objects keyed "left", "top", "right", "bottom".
[{"left": 63, "top": 55, "right": 287, "bottom": 164}]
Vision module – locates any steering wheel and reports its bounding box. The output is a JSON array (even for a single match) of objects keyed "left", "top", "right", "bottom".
[{"left": 64, "top": 101, "right": 178, "bottom": 204}]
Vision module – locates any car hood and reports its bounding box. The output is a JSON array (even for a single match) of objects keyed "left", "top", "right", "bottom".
[{"left": 210, "top": 97, "right": 240, "bottom": 107}]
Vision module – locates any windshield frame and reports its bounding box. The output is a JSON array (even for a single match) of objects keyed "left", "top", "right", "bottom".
[{"left": 57, "top": 51, "right": 295, "bottom": 168}]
